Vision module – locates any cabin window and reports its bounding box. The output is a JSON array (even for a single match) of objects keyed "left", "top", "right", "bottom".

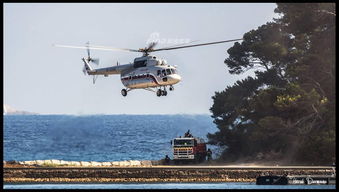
[
  {"left": 162, "top": 69, "right": 166, "bottom": 75},
  {"left": 171, "top": 69, "right": 175, "bottom": 74},
  {"left": 166, "top": 69, "right": 171, "bottom": 75},
  {"left": 157, "top": 70, "right": 161, "bottom": 76},
  {"left": 133, "top": 60, "right": 147, "bottom": 68}
]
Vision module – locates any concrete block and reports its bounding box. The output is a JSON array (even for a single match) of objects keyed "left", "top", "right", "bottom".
[
  {"left": 91, "top": 161, "right": 102, "bottom": 167},
  {"left": 112, "top": 161, "right": 120, "bottom": 166},
  {"left": 102, "top": 162, "right": 112, "bottom": 166},
  {"left": 80, "top": 161, "right": 91, "bottom": 166},
  {"left": 35, "top": 160, "right": 45, "bottom": 165},
  {"left": 69, "top": 161, "right": 81, "bottom": 166},
  {"left": 59, "top": 160, "right": 68, "bottom": 165},
  {"left": 141, "top": 160, "right": 152, "bottom": 166},
  {"left": 43, "top": 160, "right": 53, "bottom": 164},
  {"left": 62, "top": 161, "right": 72, "bottom": 166},
  {"left": 129, "top": 160, "right": 141, "bottom": 166},
  {"left": 6, "top": 160, "right": 18, "bottom": 164},
  {"left": 119, "top": 161, "right": 130, "bottom": 166},
  {"left": 24, "top": 161, "right": 36, "bottom": 165},
  {"left": 51, "top": 159, "right": 61, "bottom": 165}
]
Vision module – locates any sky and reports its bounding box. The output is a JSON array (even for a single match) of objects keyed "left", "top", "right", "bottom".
[{"left": 4, "top": 3, "right": 278, "bottom": 115}]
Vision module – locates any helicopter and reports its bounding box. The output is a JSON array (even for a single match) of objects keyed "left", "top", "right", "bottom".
[{"left": 54, "top": 38, "right": 242, "bottom": 97}]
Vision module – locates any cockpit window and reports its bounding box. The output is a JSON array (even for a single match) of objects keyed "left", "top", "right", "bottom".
[
  {"left": 174, "top": 139, "right": 194, "bottom": 146},
  {"left": 166, "top": 69, "right": 171, "bottom": 75},
  {"left": 134, "top": 60, "right": 147, "bottom": 68},
  {"left": 171, "top": 69, "right": 177, "bottom": 74},
  {"left": 162, "top": 69, "right": 166, "bottom": 75}
]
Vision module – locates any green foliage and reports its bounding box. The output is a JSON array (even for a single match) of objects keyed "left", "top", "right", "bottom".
[
  {"left": 209, "top": 3, "right": 335, "bottom": 165},
  {"left": 296, "top": 129, "right": 336, "bottom": 164}
]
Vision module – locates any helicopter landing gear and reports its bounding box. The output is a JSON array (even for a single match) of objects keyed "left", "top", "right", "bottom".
[
  {"left": 157, "top": 87, "right": 168, "bottom": 97},
  {"left": 156, "top": 89, "right": 162, "bottom": 97},
  {"left": 121, "top": 89, "right": 127, "bottom": 97},
  {"left": 169, "top": 85, "right": 174, "bottom": 91}
]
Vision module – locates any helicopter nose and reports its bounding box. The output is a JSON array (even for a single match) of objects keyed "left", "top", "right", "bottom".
[{"left": 168, "top": 74, "right": 181, "bottom": 84}]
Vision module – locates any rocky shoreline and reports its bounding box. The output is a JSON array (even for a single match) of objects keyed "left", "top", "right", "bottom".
[
  {"left": 4, "top": 159, "right": 156, "bottom": 167},
  {"left": 4, "top": 160, "right": 335, "bottom": 184}
]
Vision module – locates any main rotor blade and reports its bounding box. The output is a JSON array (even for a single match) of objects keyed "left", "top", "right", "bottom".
[
  {"left": 53, "top": 44, "right": 140, "bottom": 52},
  {"left": 150, "top": 38, "right": 243, "bottom": 52},
  {"left": 156, "top": 40, "right": 200, "bottom": 49}
]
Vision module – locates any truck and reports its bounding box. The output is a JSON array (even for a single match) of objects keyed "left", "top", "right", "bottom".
[{"left": 171, "top": 132, "right": 207, "bottom": 164}]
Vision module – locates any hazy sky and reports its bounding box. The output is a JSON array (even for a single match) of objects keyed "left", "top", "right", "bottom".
[{"left": 4, "top": 3, "right": 278, "bottom": 115}]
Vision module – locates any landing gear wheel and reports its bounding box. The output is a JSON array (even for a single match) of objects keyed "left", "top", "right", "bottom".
[
  {"left": 156, "top": 89, "right": 162, "bottom": 97},
  {"left": 121, "top": 89, "right": 127, "bottom": 97},
  {"left": 162, "top": 90, "right": 167, "bottom": 96},
  {"left": 169, "top": 86, "right": 174, "bottom": 91}
]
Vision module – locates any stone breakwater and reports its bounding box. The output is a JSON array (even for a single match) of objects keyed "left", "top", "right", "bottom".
[
  {"left": 4, "top": 168, "right": 333, "bottom": 183},
  {"left": 4, "top": 161, "right": 335, "bottom": 184}
]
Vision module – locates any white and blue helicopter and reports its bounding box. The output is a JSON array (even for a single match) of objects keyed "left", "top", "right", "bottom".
[{"left": 54, "top": 38, "right": 242, "bottom": 97}]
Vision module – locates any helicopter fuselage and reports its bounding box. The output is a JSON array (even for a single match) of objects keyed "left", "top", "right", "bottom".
[
  {"left": 121, "top": 55, "right": 181, "bottom": 89},
  {"left": 121, "top": 65, "right": 181, "bottom": 89},
  {"left": 86, "top": 55, "right": 181, "bottom": 91}
]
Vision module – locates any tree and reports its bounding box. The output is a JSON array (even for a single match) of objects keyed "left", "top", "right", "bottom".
[{"left": 208, "top": 3, "right": 335, "bottom": 164}]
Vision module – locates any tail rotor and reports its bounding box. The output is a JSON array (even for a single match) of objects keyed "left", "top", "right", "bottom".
[
  {"left": 82, "top": 41, "right": 99, "bottom": 76},
  {"left": 85, "top": 41, "right": 100, "bottom": 65}
]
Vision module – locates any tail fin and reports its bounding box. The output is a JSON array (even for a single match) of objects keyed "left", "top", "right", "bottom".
[
  {"left": 82, "top": 57, "right": 93, "bottom": 75},
  {"left": 81, "top": 42, "right": 99, "bottom": 75}
]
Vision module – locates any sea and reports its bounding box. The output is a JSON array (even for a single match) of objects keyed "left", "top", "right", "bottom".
[
  {"left": 3, "top": 115, "right": 336, "bottom": 190},
  {"left": 3, "top": 114, "right": 218, "bottom": 162}
]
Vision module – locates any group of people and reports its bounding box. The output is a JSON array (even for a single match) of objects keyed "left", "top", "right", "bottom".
[{"left": 184, "top": 129, "right": 193, "bottom": 137}]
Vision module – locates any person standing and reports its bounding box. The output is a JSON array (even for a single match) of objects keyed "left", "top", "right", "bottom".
[
  {"left": 207, "top": 149, "right": 212, "bottom": 162},
  {"left": 184, "top": 130, "right": 190, "bottom": 137},
  {"left": 164, "top": 155, "right": 170, "bottom": 165}
]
